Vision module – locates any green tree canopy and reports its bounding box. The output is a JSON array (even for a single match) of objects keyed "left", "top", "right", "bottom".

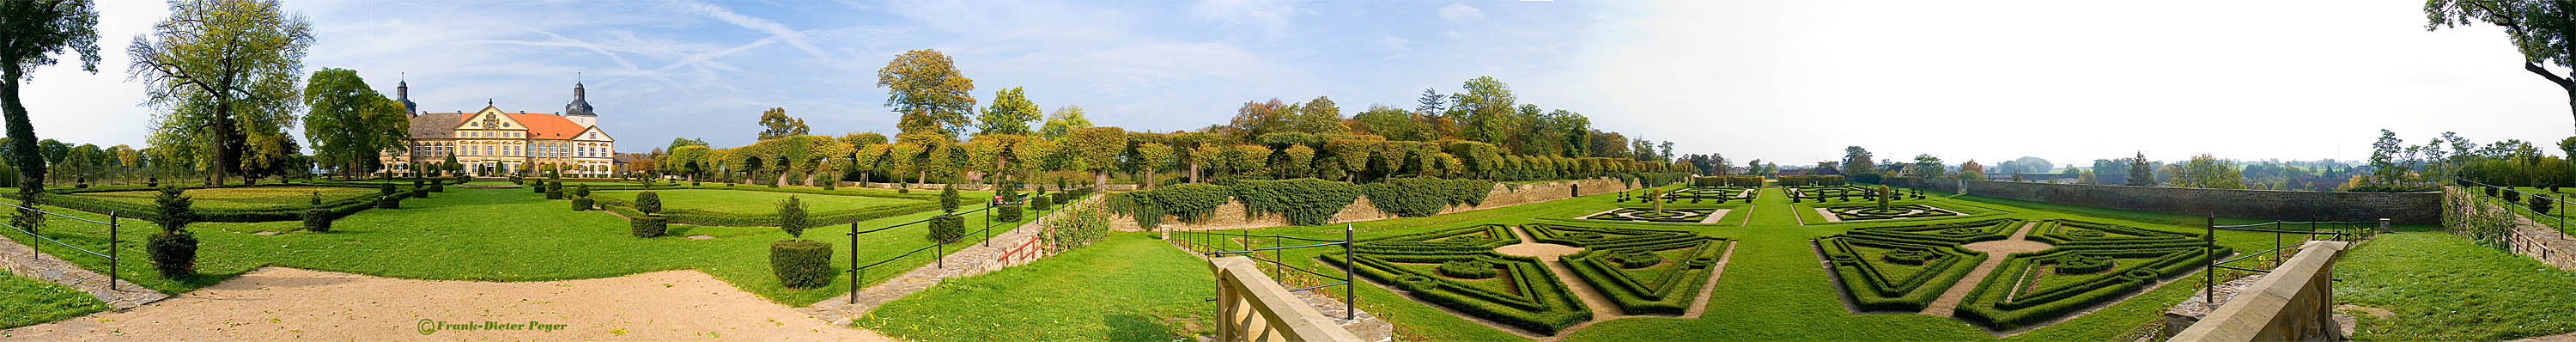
[
  {"left": 130, "top": 0, "right": 314, "bottom": 186},
  {"left": 2427, "top": 0, "right": 2576, "bottom": 131},
  {"left": 0, "top": 0, "right": 101, "bottom": 196},
  {"left": 877, "top": 49, "right": 975, "bottom": 137},
  {"left": 300, "top": 68, "right": 408, "bottom": 176},
  {"left": 978, "top": 87, "right": 1040, "bottom": 136},
  {"left": 755, "top": 107, "right": 808, "bottom": 141},
  {"left": 1036, "top": 105, "right": 1091, "bottom": 139}
]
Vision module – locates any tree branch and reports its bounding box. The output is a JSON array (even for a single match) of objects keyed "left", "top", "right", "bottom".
[{"left": 2528, "top": 62, "right": 2574, "bottom": 89}]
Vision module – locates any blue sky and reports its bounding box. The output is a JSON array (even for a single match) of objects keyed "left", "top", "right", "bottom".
[{"left": 21, "top": 1, "right": 2576, "bottom": 168}]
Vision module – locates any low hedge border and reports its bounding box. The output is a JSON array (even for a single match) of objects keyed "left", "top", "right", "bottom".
[{"left": 588, "top": 192, "right": 942, "bottom": 227}]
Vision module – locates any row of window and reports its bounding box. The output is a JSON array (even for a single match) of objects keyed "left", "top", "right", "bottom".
[
  {"left": 459, "top": 131, "right": 522, "bottom": 138},
  {"left": 403, "top": 141, "right": 611, "bottom": 158}
]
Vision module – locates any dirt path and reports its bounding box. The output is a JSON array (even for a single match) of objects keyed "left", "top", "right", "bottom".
[
  {"left": 1920, "top": 222, "right": 2052, "bottom": 317},
  {"left": 0, "top": 267, "right": 890, "bottom": 341}
]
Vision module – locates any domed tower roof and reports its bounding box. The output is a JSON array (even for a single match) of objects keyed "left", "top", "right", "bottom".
[
  {"left": 563, "top": 81, "right": 595, "bottom": 117},
  {"left": 396, "top": 76, "right": 418, "bottom": 115}
]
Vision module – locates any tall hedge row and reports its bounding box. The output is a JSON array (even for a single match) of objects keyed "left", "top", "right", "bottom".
[{"left": 1231, "top": 179, "right": 1362, "bottom": 226}]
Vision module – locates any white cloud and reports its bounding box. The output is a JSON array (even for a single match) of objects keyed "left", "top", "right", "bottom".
[
  {"left": 1192, "top": 0, "right": 1298, "bottom": 36},
  {"left": 1437, "top": 3, "right": 1484, "bottom": 21},
  {"left": 1381, "top": 35, "right": 1408, "bottom": 50}
]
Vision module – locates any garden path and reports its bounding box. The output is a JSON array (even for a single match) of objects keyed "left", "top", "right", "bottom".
[
  {"left": 0, "top": 267, "right": 890, "bottom": 341},
  {"left": 1920, "top": 222, "right": 2050, "bottom": 317},
  {"left": 798, "top": 205, "right": 1057, "bottom": 327},
  {"left": 0, "top": 231, "right": 166, "bottom": 309}
]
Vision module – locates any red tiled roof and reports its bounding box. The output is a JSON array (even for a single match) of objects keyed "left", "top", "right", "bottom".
[{"left": 504, "top": 113, "right": 584, "bottom": 140}]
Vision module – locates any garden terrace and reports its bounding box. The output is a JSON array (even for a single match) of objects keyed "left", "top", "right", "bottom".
[
  {"left": 1813, "top": 219, "right": 2021, "bottom": 312},
  {"left": 1526, "top": 223, "right": 1733, "bottom": 315},
  {"left": 1579, "top": 208, "right": 1724, "bottom": 223},
  {"left": 1818, "top": 204, "right": 1967, "bottom": 221},
  {"left": 1783, "top": 185, "right": 1883, "bottom": 202},
  {"left": 1326, "top": 224, "right": 1594, "bottom": 334},
  {"left": 39, "top": 184, "right": 402, "bottom": 223},
  {"left": 1661, "top": 186, "right": 1758, "bottom": 203}
]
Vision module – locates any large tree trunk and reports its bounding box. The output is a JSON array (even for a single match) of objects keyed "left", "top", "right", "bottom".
[
  {"left": 1188, "top": 162, "right": 1201, "bottom": 184},
  {"left": 211, "top": 98, "right": 234, "bottom": 186},
  {"left": 1142, "top": 169, "right": 1156, "bottom": 189},
  {"left": 0, "top": 67, "right": 47, "bottom": 205},
  {"left": 1093, "top": 170, "right": 1108, "bottom": 190}
]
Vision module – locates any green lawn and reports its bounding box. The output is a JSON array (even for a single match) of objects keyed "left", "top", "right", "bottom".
[
  {"left": 1198, "top": 186, "right": 2442, "bottom": 341},
  {"left": 0, "top": 269, "right": 105, "bottom": 329},
  {"left": 0, "top": 185, "right": 1043, "bottom": 307},
  {"left": 591, "top": 189, "right": 923, "bottom": 214},
  {"left": 859, "top": 233, "right": 1214, "bottom": 341},
  {"left": 2336, "top": 232, "right": 2576, "bottom": 340},
  {"left": 63, "top": 186, "right": 380, "bottom": 211}
]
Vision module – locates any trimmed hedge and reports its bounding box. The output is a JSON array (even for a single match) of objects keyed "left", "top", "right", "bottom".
[
  {"left": 1365, "top": 177, "right": 1493, "bottom": 217},
  {"left": 1329, "top": 224, "right": 1593, "bottom": 333},
  {"left": 631, "top": 215, "right": 667, "bottom": 237},
  {"left": 1437, "top": 260, "right": 1500, "bottom": 279},
  {"left": 1231, "top": 178, "right": 1362, "bottom": 226},
  {"left": 769, "top": 239, "right": 833, "bottom": 289},
  {"left": 589, "top": 189, "right": 939, "bottom": 227}
]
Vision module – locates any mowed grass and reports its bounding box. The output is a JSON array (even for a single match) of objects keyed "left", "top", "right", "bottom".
[
  {"left": 860, "top": 233, "right": 1214, "bottom": 341},
  {"left": 591, "top": 189, "right": 923, "bottom": 214},
  {"left": 0, "top": 270, "right": 105, "bottom": 329},
  {"left": 1197, "top": 186, "right": 2447, "bottom": 341},
  {"left": 64, "top": 186, "right": 380, "bottom": 211},
  {"left": 2336, "top": 232, "right": 2576, "bottom": 340},
  {"left": 0, "top": 185, "right": 1037, "bottom": 307}
]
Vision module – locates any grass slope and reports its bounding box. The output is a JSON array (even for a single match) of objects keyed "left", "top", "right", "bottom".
[
  {"left": 0, "top": 270, "right": 105, "bottom": 329},
  {"left": 859, "top": 233, "right": 1214, "bottom": 340},
  {"left": 2336, "top": 233, "right": 2576, "bottom": 340},
  {"left": 0, "top": 186, "right": 1026, "bottom": 307}
]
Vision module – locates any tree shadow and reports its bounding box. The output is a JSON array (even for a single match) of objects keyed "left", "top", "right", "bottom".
[{"left": 1104, "top": 314, "right": 1187, "bottom": 341}]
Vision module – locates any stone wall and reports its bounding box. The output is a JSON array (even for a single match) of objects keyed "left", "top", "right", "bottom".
[
  {"left": 1110, "top": 177, "right": 1637, "bottom": 231},
  {"left": 2168, "top": 241, "right": 2351, "bottom": 342},
  {"left": 1881, "top": 178, "right": 2438, "bottom": 223}
]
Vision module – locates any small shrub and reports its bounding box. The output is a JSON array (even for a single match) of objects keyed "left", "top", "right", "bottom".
[
  {"left": 821, "top": 180, "right": 836, "bottom": 190},
  {"left": 1437, "top": 260, "right": 1500, "bottom": 279},
  {"left": 412, "top": 186, "right": 428, "bottom": 198},
  {"left": 2505, "top": 191, "right": 2524, "bottom": 204},
  {"left": 928, "top": 186, "right": 966, "bottom": 242},
  {"left": 376, "top": 196, "right": 400, "bottom": 209},
  {"left": 149, "top": 186, "right": 197, "bottom": 278},
  {"left": 770, "top": 239, "right": 832, "bottom": 289},
  {"left": 632, "top": 215, "right": 667, "bottom": 237},
  {"left": 2488, "top": 186, "right": 2501, "bottom": 197},
  {"left": 635, "top": 192, "right": 663, "bottom": 215},
  {"left": 302, "top": 208, "right": 331, "bottom": 232},
  {"left": 380, "top": 184, "right": 396, "bottom": 195},
  {"left": 1605, "top": 251, "right": 1662, "bottom": 268},
  {"left": 778, "top": 196, "right": 810, "bottom": 238},
  {"left": 309, "top": 192, "right": 322, "bottom": 206},
  {"left": 1030, "top": 195, "right": 1054, "bottom": 211},
  {"left": 572, "top": 198, "right": 593, "bottom": 211},
  {"left": 2533, "top": 197, "right": 2555, "bottom": 213}
]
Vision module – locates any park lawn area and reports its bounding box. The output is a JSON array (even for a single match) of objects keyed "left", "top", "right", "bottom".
[
  {"left": 1210, "top": 186, "right": 2397, "bottom": 341},
  {"left": 858, "top": 232, "right": 1214, "bottom": 341},
  {"left": 0, "top": 270, "right": 105, "bottom": 330},
  {"left": 592, "top": 189, "right": 923, "bottom": 214},
  {"left": 0, "top": 184, "right": 1044, "bottom": 307},
  {"left": 2336, "top": 232, "right": 2576, "bottom": 340},
  {"left": 63, "top": 186, "right": 379, "bottom": 211}
]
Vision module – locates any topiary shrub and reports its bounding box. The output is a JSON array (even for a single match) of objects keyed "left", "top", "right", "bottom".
[
  {"left": 2488, "top": 186, "right": 2502, "bottom": 198},
  {"left": 635, "top": 191, "right": 663, "bottom": 215},
  {"left": 376, "top": 195, "right": 400, "bottom": 209},
  {"left": 770, "top": 239, "right": 831, "bottom": 289},
  {"left": 2534, "top": 197, "right": 2555, "bottom": 213},
  {"left": 2506, "top": 190, "right": 2524, "bottom": 204},
  {"left": 570, "top": 184, "right": 593, "bottom": 211},
  {"left": 779, "top": 196, "right": 811, "bottom": 236},
  {"left": 148, "top": 186, "right": 198, "bottom": 278},
  {"left": 380, "top": 184, "right": 396, "bottom": 195},
  {"left": 631, "top": 190, "right": 666, "bottom": 237},
  {"left": 1437, "top": 260, "right": 1499, "bottom": 279},
  {"left": 928, "top": 186, "right": 966, "bottom": 242},
  {"left": 1030, "top": 194, "right": 1054, "bottom": 211},
  {"left": 412, "top": 185, "right": 428, "bottom": 198},
  {"left": 302, "top": 208, "right": 331, "bottom": 232}
]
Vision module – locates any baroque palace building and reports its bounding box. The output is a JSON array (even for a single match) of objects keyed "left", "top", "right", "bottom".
[{"left": 383, "top": 80, "right": 617, "bottom": 176}]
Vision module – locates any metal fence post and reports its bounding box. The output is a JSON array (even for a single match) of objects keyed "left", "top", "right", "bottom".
[
  {"left": 1345, "top": 223, "right": 1355, "bottom": 321},
  {"left": 108, "top": 211, "right": 118, "bottom": 291},
  {"left": 848, "top": 220, "right": 859, "bottom": 304},
  {"left": 2203, "top": 213, "right": 2215, "bottom": 308},
  {"left": 983, "top": 204, "right": 993, "bottom": 247}
]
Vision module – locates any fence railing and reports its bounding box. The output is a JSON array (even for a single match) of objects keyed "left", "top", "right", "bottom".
[
  {"left": 841, "top": 193, "right": 1030, "bottom": 304},
  {"left": 2454, "top": 178, "right": 2573, "bottom": 239},
  {"left": 1173, "top": 225, "right": 1356, "bottom": 320},
  {"left": 2198, "top": 214, "right": 2380, "bottom": 308},
  {"left": 0, "top": 198, "right": 125, "bottom": 290}
]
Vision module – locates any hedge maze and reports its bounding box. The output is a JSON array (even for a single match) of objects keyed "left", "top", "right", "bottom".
[
  {"left": 1660, "top": 186, "right": 1758, "bottom": 203},
  {"left": 1580, "top": 208, "right": 1720, "bottom": 223},
  {"left": 1820, "top": 204, "right": 1965, "bottom": 221},
  {"left": 1814, "top": 219, "right": 2021, "bottom": 311},
  {"left": 1814, "top": 218, "right": 2228, "bottom": 331},
  {"left": 1326, "top": 224, "right": 1594, "bottom": 334},
  {"left": 1526, "top": 223, "right": 1732, "bottom": 315},
  {"left": 1953, "top": 220, "right": 2227, "bottom": 330}
]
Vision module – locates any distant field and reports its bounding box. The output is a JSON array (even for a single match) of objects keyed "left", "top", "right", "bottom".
[{"left": 64, "top": 186, "right": 378, "bottom": 211}]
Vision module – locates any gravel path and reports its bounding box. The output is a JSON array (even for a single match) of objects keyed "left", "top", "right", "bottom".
[
  {"left": 0, "top": 267, "right": 890, "bottom": 341},
  {"left": 1921, "top": 222, "right": 2051, "bottom": 317}
]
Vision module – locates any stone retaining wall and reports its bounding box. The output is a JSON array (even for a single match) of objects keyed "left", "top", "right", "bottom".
[
  {"left": 1110, "top": 177, "right": 1637, "bottom": 231},
  {"left": 2443, "top": 186, "right": 2576, "bottom": 270},
  {"left": 2168, "top": 241, "right": 2351, "bottom": 342},
  {"left": 1882, "top": 178, "right": 2438, "bottom": 223}
]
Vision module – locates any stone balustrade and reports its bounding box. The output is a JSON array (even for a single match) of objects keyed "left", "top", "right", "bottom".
[
  {"left": 1210, "top": 256, "right": 1360, "bottom": 342},
  {"left": 2169, "top": 241, "right": 2353, "bottom": 342}
]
